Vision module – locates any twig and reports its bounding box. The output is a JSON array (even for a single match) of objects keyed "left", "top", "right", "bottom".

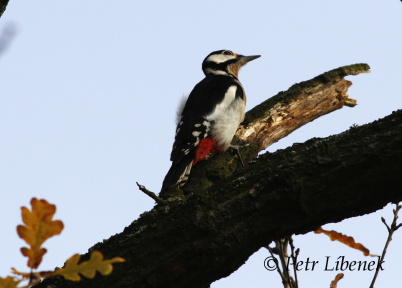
[
  {"left": 267, "top": 245, "right": 287, "bottom": 286},
  {"left": 136, "top": 182, "right": 166, "bottom": 204},
  {"left": 277, "top": 239, "right": 292, "bottom": 288},
  {"left": 267, "top": 238, "right": 298, "bottom": 288},
  {"left": 289, "top": 238, "right": 299, "bottom": 288},
  {"left": 329, "top": 273, "right": 344, "bottom": 288},
  {"left": 369, "top": 203, "right": 402, "bottom": 288}
]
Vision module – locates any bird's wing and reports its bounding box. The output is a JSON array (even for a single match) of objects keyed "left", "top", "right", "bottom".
[{"left": 170, "top": 76, "right": 241, "bottom": 163}]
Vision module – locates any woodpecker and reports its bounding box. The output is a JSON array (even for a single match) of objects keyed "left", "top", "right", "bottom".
[{"left": 160, "top": 50, "right": 260, "bottom": 195}]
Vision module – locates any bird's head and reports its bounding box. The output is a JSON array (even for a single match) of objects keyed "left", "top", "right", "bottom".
[{"left": 202, "top": 50, "right": 260, "bottom": 78}]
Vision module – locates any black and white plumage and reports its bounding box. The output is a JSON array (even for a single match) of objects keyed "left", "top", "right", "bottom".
[{"left": 160, "top": 50, "right": 260, "bottom": 196}]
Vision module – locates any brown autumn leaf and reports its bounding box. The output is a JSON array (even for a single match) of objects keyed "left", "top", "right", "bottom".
[
  {"left": 11, "top": 267, "right": 41, "bottom": 282},
  {"left": 0, "top": 276, "right": 21, "bottom": 288},
  {"left": 10, "top": 268, "right": 31, "bottom": 279},
  {"left": 16, "top": 198, "right": 64, "bottom": 269},
  {"left": 10, "top": 268, "right": 42, "bottom": 288},
  {"left": 330, "top": 273, "right": 344, "bottom": 288},
  {"left": 49, "top": 251, "right": 125, "bottom": 281},
  {"left": 314, "top": 227, "right": 375, "bottom": 256}
]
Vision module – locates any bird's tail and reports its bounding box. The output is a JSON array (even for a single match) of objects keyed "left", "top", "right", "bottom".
[{"left": 160, "top": 154, "right": 194, "bottom": 196}]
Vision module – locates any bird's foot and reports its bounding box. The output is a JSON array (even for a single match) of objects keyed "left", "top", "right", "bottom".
[{"left": 229, "top": 145, "right": 245, "bottom": 168}]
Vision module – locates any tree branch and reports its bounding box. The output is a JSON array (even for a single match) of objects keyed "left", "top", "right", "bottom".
[
  {"left": 181, "top": 63, "right": 370, "bottom": 194},
  {"left": 236, "top": 63, "right": 369, "bottom": 153},
  {"left": 35, "top": 64, "right": 402, "bottom": 288}
]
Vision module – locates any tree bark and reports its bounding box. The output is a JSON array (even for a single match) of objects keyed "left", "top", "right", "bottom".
[{"left": 36, "top": 64, "right": 402, "bottom": 288}]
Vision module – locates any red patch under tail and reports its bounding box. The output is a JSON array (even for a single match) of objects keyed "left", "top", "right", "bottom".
[{"left": 193, "top": 138, "right": 217, "bottom": 165}]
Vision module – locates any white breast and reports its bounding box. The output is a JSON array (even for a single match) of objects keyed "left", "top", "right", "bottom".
[{"left": 205, "top": 85, "right": 245, "bottom": 150}]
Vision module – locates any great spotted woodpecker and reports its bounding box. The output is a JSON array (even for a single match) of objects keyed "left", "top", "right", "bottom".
[{"left": 160, "top": 50, "right": 260, "bottom": 195}]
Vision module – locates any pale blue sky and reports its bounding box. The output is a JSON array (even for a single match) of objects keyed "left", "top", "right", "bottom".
[{"left": 1, "top": 1, "right": 402, "bottom": 287}]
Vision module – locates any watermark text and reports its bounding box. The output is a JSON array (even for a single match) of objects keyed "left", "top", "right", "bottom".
[{"left": 263, "top": 256, "right": 384, "bottom": 272}]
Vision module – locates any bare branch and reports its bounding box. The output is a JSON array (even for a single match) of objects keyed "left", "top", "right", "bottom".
[
  {"left": 267, "top": 245, "right": 287, "bottom": 286},
  {"left": 277, "top": 239, "right": 292, "bottom": 288},
  {"left": 369, "top": 203, "right": 402, "bottom": 288},
  {"left": 136, "top": 182, "right": 166, "bottom": 204},
  {"left": 289, "top": 238, "right": 299, "bottom": 288}
]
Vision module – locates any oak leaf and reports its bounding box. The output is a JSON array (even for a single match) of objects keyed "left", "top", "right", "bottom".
[
  {"left": 50, "top": 251, "right": 125, "bottom": 281},
  {"left": 0, "top": 276, "right": 21, "bottom": 288},
  {"left": 314, "top": 227, "right": 374, "bottom": 256},
  {"left": 16, "top": 198, "right": 64, "bottom": 269}
]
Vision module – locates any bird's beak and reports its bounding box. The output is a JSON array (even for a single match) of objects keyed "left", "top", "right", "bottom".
[
  {"left": 237, "top": 54, "right": 261, "bottom": 66},
  {"left": 241, "top": 55, "right": 261, "bottom": 63}
]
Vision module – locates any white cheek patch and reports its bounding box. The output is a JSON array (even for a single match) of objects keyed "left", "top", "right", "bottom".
[{"left": 206, "top": 54, "right": 235, "bottom": 64}]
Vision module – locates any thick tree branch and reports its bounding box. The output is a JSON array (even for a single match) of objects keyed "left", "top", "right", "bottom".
[
  {"left": 182, "top": 64, "right": 370, "bottom": 194},
  {"left": 236, "top": 63, "right": 369, "bottom": 153},
  {"left": 36, "top": 64, "right": 402, "bottom": 288}
]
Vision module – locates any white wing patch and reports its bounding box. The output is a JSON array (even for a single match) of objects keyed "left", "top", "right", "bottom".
[{"left": 203, "top": 121, "right": 211, "bottom": 127}]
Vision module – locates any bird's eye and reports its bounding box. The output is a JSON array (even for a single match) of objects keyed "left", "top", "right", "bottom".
[{"left": 223, "top": 51, "right": 233, "bottom": 56}]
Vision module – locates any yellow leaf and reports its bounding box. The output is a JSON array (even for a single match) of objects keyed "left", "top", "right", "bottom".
[
  {"left": 50, "top": 251, "right": 125, "bottom": 281},
  {"left": 0, "top": 276, "right": 21, "bottom": 288},
  {"left": 314, "top": 227, "right": 375, "bottom": 256},
  {"left": 16, "top": 198, "right": 64, "bottom": 269}
]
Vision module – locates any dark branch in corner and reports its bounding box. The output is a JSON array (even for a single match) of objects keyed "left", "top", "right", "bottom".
[{"left": 0, "top": 0, "right": 10, "bottom": 19}]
